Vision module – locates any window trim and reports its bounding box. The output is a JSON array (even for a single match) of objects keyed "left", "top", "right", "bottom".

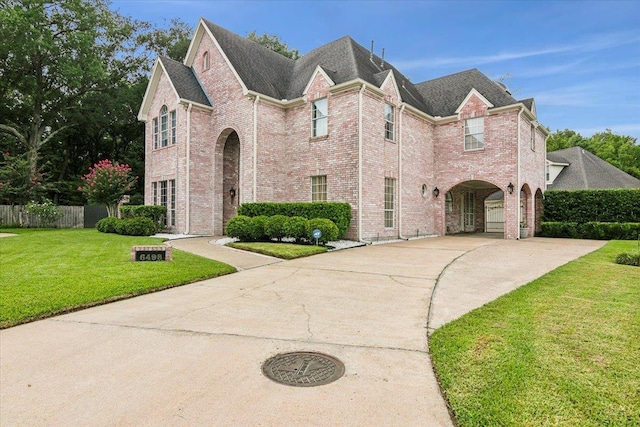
[
  {"left": 203, "top": 51, "right": 210, "bottom": 71},
  {"left": 152, "top": 117, "right": 159, "bottom": 149},
  {"left": 311, "top": 98, "right": 328, "bottom": 138},
  {"left": 464, "top": 117, "right": 484, "bottom": 151},
  {"left": 170, "top": 110, "right": 177, "bottom": 145},
  {"left": 384, "top": 103, "right": 395, "bottom": 141},
  {"left": 311, "top": 175, "right": 327, "bottom": 202},
  {"left": 530, "top": 124, "right": 535, "bottom": 151},
  {"left": 384, "top": 177, "right": 395, "bottom": 228},
  {"left": 160, "top": 105, "right": 169, "bottom": 147}
]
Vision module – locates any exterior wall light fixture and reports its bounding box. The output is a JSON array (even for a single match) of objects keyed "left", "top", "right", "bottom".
[
  {"left": 229, "top": 187, "right": 236, "bottom": 199},
  {"left": 433, "top": 187, "right": 440, "bottom": 198},
  {"left": 507, "top": 182, "right": 514, "bottom": 194}
]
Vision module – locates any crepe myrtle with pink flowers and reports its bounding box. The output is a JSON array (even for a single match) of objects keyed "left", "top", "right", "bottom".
[{"left": 79, "top": 159, "right": 137, "bottom": 217}]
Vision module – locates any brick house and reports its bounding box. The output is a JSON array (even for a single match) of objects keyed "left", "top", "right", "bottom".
[{"left": 138, "top": 18, "right": 549, "bottom": 240}]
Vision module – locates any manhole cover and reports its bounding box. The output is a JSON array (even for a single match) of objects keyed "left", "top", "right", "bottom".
[{"left": 262, "top": 352, "right": 345, "bottom": 387}]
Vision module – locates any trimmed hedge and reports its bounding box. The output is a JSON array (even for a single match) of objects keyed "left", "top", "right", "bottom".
[
  {"left": 238, "top": 202, "right": 351, "bottom": 237},
  {"left": 540, "top": 221, "right": 640, "bottom": 240},
  {"left": 543, "top": 189, "right": 640, "bottom": 223},
  {"left": 265, "top": 215, "right": 288, "bottom": 241},
  {"left": 120, "top": 205, "right": 166, "bottom": 232},
  {"left": 248, "top": 215, "right": 269, "bottom": 242},
  {"left": 96, "top": 217, "right": 121, "bottom": 234},
  {"left": 283, "top": 216, "right": 308, "bottom": 243},
  {"left": 224, "top": 214, "right": 340, "bottom": 245},
  {"left": 225, "top": 215, "right": 253, "bottom": 241},
  {"left": 117, "top": 217, "right": 157, "bottom": 236}
]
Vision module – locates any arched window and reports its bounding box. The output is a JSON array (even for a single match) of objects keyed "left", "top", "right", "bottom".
[
  {"left": 203, "top": 51, "right": 210, "bottom": 71},
  {"left": 160, "top": 105, "right": 168, "bottom": 147}
]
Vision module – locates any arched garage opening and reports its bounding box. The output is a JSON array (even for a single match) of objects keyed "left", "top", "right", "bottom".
[{"left": 444, "top": 180, "right": 502, "bottom": 236}]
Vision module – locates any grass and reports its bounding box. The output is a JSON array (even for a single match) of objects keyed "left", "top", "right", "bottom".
[
  {"left": 430, "top": 240, "right": 640, "bottom": 426},
  {"left": 227, "top": 241, "right": 327, "bottom": 259},
  {"left": 0, "top": 228, "right": 236, "bottom": 328}
]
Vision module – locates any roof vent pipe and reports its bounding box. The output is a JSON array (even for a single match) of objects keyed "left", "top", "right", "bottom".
[
  {"left": 380, "top": 48, "right": 385, "bottom": 68},
  {"left": 370, "top": 40, "right": 374, "bottom": 61}
]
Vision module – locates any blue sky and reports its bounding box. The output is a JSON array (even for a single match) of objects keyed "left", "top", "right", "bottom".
[{"left": 112, "top": 0, "right": 640, "bottom": 141}]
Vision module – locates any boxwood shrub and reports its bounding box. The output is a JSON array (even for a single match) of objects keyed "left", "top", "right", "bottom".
[
  {"left": 249, "top": 215, "right": 269, "bottom": 241},
  {"left": 118, "top": 217, "right": 157, "bottom": 236},
  {"left": 225, "top": 215, "right": 253, "bottom": 241},
  {"left": 307, "top": 218, "right": 339, "bottom": 244},
  {"left": 283, "top": 216, "right": 309, "bottom": 243},
  {"left": 120, "top": 205, "right": 166, "bottom": 232},
  {"left": 96, "top": 217, "right": 121, "bottom": 234},
  {"left": 543, "top": 189, "right": 640, "bottom": 223},
  {"left": 238, "top": 202, "right": 351, "bottom": 237},
  {"left": 265, "top": 214, "right": 288, "bottom": 241}
]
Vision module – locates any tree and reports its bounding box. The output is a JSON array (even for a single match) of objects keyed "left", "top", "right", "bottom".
[
  {"left": 78, "top": 159, "right": 137, "bottom": 217},
  {"left": 246, "top": 31, "right": 300, "bottom": 59},
  {"left": 546, "top": 129, "right": 588, "bottom": 152},
  {"left": 0, "top": 0, "right": 144, "bottom": 190}
]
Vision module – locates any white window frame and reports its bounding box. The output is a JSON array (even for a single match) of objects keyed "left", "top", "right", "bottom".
[
  {"left": 384, "top": 103, "right": 395, "bottom": 140},
  {"left": 311, "top": 98, "right": 328, "bottom": 137},
  {"left": 160, "top": 105, "right": 169, "bottom": 147},
  {"left": 311, "top": 175, "right": 327, "bottom": 202},
  {"left": 530, "top": 124, "right": 535, "bottom": 151},
  {"left": 464, "top": 117, "right": 484, "bottom": 150},
  {"left": 203, "top": 51, "right": 210, "bottom": 71},
  {"left": 170, "top": 110, "right": 177, "bottom": 145},
  {"left": 169, "top": 179, "right": 176, "bottom": 226},
  {"left": 384, "top": 177, "right": 395, "bottom": 228},
  {"left": 152, "top": 117, "right": 158, "bottom": 149}
]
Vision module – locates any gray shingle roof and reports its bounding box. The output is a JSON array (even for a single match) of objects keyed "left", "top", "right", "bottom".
[
  {"left": 188, "top": 19, "right": 529, "bottom": 117},
  {"left": 414, "top": 69, "right": 518, "bottom": 117},
  {"left": 160, "top": 56, "right": 211, "bottom": 106},
  {"left": 519, "top": 98, "right": 534, "bottom": 111},
  {"left": 547, "top": 147, "right": 640, "bottom": 190}
]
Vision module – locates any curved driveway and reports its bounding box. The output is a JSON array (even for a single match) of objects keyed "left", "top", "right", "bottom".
[{"left": 0, "top": 236, "right": 604, "bottom": 426}]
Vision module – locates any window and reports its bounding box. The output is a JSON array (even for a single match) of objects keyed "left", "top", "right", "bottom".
[
  {"left": 160, "top": 105, "right": 168, "bottom": 147},
  {"left": 170, "top": 110, "right": 177, "bottom": 145},
  {"left": 153, "top": 179, "right": 176, "bottom": 226},
  {"left": 169, "top": 179, "right": 176, "bottom": 226},
  {"left": 530, "top": 124, "right": 535, "bottom": 151},
  {"left": 203, "top": 51, "right": 210, "bottom": 71},
  {"left": 152, "top": 117, "right": 158, "bottom": 149},
  {"left": 464, "top": 117, "right": 484, "bottom": 150},
  {"left": 311, "top": 98, "right": 328, "bottom": 137},
  {"left": 384, "top": 178, "right": 395, "bottom": 228},
  {"left": 545, "top": 163, "right": 550, "bottom": 183},
  {"left": 384, "top": 104, "right": 395, "bottom": 140},
  {"left": 445, "top": 191, "right": 453, "bottom": 213},
  {"left": 311, "top": 175, "right": 327, "bottom": 202}
]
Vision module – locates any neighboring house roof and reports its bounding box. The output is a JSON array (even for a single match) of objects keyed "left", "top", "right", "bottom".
[
  {"left": 547, "top": 147, "right": 640, "bottom": 190},
  {"left": 159, "top": 56, "right": 212, "bottom": 107}
]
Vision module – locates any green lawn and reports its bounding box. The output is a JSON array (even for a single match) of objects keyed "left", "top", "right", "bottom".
[
  {"left": 227, "top": 241, "right": 327, "bottom": 259},
  {"left": 0, "top": 229, "right": 235, "bottom": 328},
  {"left": 430, "top": 240, "right": 640, "bottom": 426}
]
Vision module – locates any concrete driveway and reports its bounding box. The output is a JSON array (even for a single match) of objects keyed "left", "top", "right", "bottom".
[{"left": 0, "top": 236, "right": 604, "bottom": 426}]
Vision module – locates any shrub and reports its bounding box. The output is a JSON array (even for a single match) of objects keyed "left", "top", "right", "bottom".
[
  {"left": 96, "top": 216, "right": 121, "bottom": 233},
  {"left": 615, "top": 252, "right": 640, "bottom": 267},
  {"left": 539, "top": 222, "right": 579, "bottom": 238},
  {"left": 225, "top": 215, "right": 252, "bottom": 241},
  {"left": 265, "top": 215, "right": 288, "bottom": 241},
  {"left": 117, "top": 217, "right": 157, "bottom": 236},
  {"left": 540, "top": 221, "right": 640, "bottom": 240},
  {"left": 306, "top": 218, "right": 339, "bottom": 244},
  {"left": 120, "top": 205, "right": 166, "bottom": 232},
  {"left": 238, "top": 202, "right": 351, "bottom": 237},
  {"left": 543, "top": 189, "right": 640, "bottom": 223},
  {"left": 249, "top": 215, "right": 269, "bottom": 241},
  {"left": 283, "top": 216, "right": 309, "bottom": 243},
  {"left": 25, "top": 200, "right": 63, "bottom": 227}
]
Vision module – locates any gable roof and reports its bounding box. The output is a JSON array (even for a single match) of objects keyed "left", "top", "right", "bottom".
[
  {"left": 547, "top": 147, "right": 640, "bottom": 190},
  {"left": 159, "top": 57, "right": 211, "bottom": 107},
  {"left": 414, "top": 69, "right": 519, "bottom": 117}
]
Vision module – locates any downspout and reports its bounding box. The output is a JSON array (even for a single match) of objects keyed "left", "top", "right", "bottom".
[
  {"left": 398, "top": 103, "right": 407, "bottom": 240},
  {"left": 253, "top": 95, "right": 260, "bottom": 202},
  {"left": 358, "top": 84, "right": 365, "bottom": 242},
  {"left": 516, "top": 108, "right": 522, "bottom": 240},
  {"left": 185, "top": 102, "right": 193, "bottom": 234}
]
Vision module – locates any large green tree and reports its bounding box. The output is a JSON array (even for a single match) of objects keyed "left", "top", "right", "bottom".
[
  {"left": 247, "top": 31, "right": 300, "bottom": 59},
  {"left": 0, "top": 0, "right": 143, "bottom": 193}
]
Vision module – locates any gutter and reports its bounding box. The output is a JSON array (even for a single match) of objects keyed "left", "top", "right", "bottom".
[
  {"left": 516, "top": 108, "right": 522, "bottom": 240},
  {"left": 358, "top": 84, "right": 365, "bottom": 242},
  {"left": 398, "top": 103, "right": 408, "bottom": 240},
  {"left": 185, "top": 102, "right": 193, "bottom": 234},
  {"left": 253, "top": 95, "right": 260, "bottom": 202}
]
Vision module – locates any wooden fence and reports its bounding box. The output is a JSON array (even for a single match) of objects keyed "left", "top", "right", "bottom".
[{"left": 0, "top": 205, "right": 108, "bottom": 228}]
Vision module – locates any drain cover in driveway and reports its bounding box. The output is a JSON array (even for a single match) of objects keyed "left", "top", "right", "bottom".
[{"left": 262, "top": 352, "right": 345, "bottom": 387}]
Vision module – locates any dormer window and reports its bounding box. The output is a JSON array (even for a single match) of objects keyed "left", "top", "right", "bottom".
[
  {"left": 203, "top": 51, "right": 210, "bottom": 71},
  {"left": 464, "top": 117, "right": 484, "bottom": 150}
]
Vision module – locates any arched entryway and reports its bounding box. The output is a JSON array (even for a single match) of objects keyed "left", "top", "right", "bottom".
[
  {"left": 444, "top": 180, "right": 502, "bottom": 235},
  {"left": 520, "top": 184, "right": 532, "bottom": 238},
  {"left": 222, "top": 131, "right": 240, "bottom": 229}
]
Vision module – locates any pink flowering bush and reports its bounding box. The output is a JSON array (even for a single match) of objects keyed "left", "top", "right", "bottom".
[{"left": 78, "top": 159, "right": 137, "bottom": 217}]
